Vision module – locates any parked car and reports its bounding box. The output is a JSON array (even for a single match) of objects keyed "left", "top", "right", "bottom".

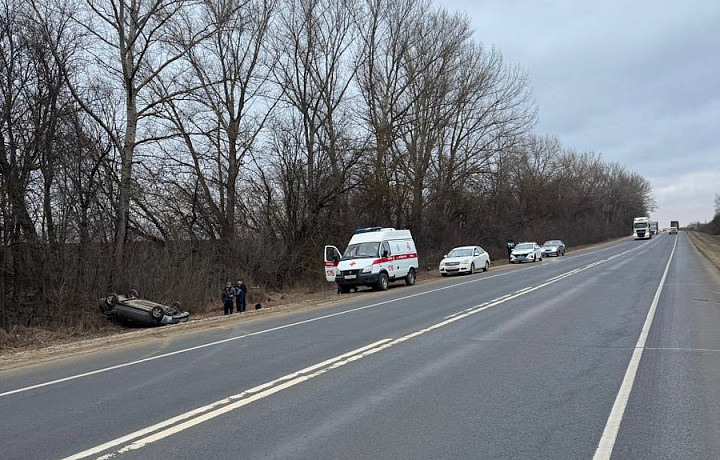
[
  {"left": 542, "top": 240, "right": 566, "bottom": 257},
  {"left": 439, "top": 246, "right": 491, "bottom": 276},
  {"left": 510, "top": 242, "right": 543, "bottom": 263},
  {"left": 99, "top": 290, "right": 189, "bottom": 326}
]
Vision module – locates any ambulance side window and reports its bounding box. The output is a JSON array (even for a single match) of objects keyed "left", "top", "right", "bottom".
[{"left": 381, "top": 242, "right": 391, "bottom": 258}]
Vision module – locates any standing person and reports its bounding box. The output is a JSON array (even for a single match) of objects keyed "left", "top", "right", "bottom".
[
  {"left": 240, "top": 281, "right": 247, "bottom": 311},
  {"left": 222, "top": 282, "right": 234, "bottom": 315},
  {"left": 235, "top": 280, "right": 245, "bottom": 313},
  {"left": 506, "top": 239, "right": 515, "bottom": 262}
]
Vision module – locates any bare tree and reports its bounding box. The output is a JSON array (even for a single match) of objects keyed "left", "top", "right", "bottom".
[
  {"left": 156, "top": 0, "right": 278, "bottom": 244},
  {"left": 267, "top": 0, "right": 363, "bottom": 261},
  {"left": 34, "top": 0, "right": 207, "bottom": 275}
]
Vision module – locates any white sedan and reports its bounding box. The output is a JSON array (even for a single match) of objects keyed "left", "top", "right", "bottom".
[
  {"left": 439, "top": 246, "right": 491, "bottom": 276},
  {"left": 510, "top": 242, "right": 543, "bottom": 263}
]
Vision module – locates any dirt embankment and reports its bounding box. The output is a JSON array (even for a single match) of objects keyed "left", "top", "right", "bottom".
[{"left": 686, "top": 230, "right": 720, "bottom": 273}]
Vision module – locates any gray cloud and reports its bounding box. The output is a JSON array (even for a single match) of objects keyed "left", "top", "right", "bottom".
[{"left": 444, "top": 0, "right": 720, "bottom": 225}]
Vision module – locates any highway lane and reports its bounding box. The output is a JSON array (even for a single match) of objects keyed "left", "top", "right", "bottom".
[{"left": 1, "top": 233, "right": 718, "bottom": 459}]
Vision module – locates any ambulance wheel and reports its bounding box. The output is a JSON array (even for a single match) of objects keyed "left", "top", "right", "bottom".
[
  {"left": 405, "top": 268, "right": 416, "bottom": 286},
  {"left": 377, "top": 273, "right": 389, "bottom": 291}
]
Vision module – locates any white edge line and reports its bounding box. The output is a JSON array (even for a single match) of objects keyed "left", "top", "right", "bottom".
[
  {"left": 64, "top": 238, "right": 659, "bottom": 459},
  {"left": 0, "top": 268, "right": 522, "bottom": 398},
  {"left": 593, "top": 235, "right": 677, "bottom": 459},
  {"left": 2, "top": 237, "right": 655, "bottom": 398}
]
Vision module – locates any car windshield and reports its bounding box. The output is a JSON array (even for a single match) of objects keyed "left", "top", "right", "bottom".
[
  {"left": 342, "top": 242, "right": 380, "bottom": 259},
  {"left": 447, "top": 248, "right": 473, "bottom": 257},
  {"left": 515, "top": 243, "right": 534, "bottom": 250},
  {"left": 543, "top": 241, "right": 559, "bottom": 247}
]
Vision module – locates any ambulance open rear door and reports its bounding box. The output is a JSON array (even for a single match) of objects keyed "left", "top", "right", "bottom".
[{"left": 323, "top": 245, "right": 341, "bottom": 282}]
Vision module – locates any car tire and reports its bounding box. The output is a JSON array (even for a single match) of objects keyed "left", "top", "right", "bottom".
[
  {"left": 129, "top": 289, "right": 138, "bottom": 298},
  {"left": 338, "top": 285, "right": 350, "bottom": 294},
  {"left": 377, "top": 272, "right": 389, "bottom": 291},
  {"left": 469, "top": 263, "right": 475, "bottom": 275},
  {"left": 150, "top": 306, "right": 164, "bottom": 322},
  {"left": 405, "top": 268, "right": 416, "bottom": 286},
  {"left": 170, "top": 301, "right": 182, "bottom": 314},
  {"left": 441, "top": 273, "right": 448, "bottom": 277},
  {"left": 105, "top": 293, "right": 119, "bottom": 307},
  {"left": 484, "top": 261, "right": 490, "bottom": 272}
]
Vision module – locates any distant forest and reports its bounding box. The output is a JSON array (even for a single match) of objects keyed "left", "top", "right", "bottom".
[
  {"left": 689, "top": 193, "right": 720, "bottom": 234},
  {"left": 0, "top": 0, "right": 653, "bottom": 331}
]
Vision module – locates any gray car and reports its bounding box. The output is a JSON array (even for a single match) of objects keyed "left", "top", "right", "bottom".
[
  {"left": 542, "top": 240, "right": 566, "bottom": 257},
  {"left": 99, "top": 290, "right": 189, "bottom": 326}
]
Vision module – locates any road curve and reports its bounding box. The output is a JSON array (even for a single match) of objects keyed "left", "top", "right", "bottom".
[{"left": 1, "top": 232, "right": 719, "bottom": 459}]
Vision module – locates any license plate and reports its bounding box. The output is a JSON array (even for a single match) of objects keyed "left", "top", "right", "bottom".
[{"left": 344, "top": 274, "right": 357, "bottom": 280}]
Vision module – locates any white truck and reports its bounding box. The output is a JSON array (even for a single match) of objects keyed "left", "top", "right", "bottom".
[
  {"left": 633, "top": 217, "right": 651, "bottom": 240},
  {"left": 649, "top": 221, "right": 659, "bottom": 235},
  {"left": 324, "top": 227, "right": 419, "bottom": 293}
]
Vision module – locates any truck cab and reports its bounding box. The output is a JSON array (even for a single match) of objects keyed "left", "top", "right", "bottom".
[{"left": 633, "top": 217, "right": 651, "bottom": 240}]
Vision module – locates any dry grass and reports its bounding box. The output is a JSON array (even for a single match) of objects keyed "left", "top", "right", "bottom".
[
  {"left": 686, "top": 230, "right": 720, "bottom": 273},
  {"left": 0, "top": 236, "right": 633, "bottom": 368}
]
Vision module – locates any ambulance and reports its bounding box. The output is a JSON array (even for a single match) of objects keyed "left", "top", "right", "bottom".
[{"left": 324, "top": 227, "right": 419, "bottom": 293}]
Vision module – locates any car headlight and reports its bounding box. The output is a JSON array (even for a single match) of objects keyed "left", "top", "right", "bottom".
[
  {"left": 439, "top": 260, "right": 445, "bottom": 266},
  {"left": 462, "top": 259, "right": 469, "bottom": 264},
  {"left": 362, "top": 266, "right": 372, "bottom": 273}
]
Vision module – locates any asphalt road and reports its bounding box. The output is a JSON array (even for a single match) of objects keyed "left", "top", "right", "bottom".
[{"left": 2, "top": 232, "right": 719, "bottom": 459}]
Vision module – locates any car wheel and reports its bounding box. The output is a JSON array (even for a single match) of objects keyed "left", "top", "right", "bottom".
[
  {"left": 170, "top": 301, "right": 182, "bottom": 314},
  {"left": 484, "top": 261, "right": 490, "bottom": 272},
  {"left": 405, "top": 268, "right": 416, "bottom": 286},
  {"left": 150, "top": 306, "right": 164, "bottom": 322},
  {"left": 129, "top": 289, "right": 138, "bottom": 298},
  {"left": 377, "top": 272, "right": 389, "bottom": 291},
  {"left": 338, "top": 285, "right": 350, "bottom": 294},
  {"left": 469, "top": 263, "right": 475, "bottom": 275},
  {"left": 105, "top": 293, "right": 119, "bottom": 307},
  {"left": 441, "top": 273, "right": 448, "bottom": 277}
]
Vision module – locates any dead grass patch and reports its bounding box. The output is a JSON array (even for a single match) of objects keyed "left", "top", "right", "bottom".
[{"left": 686, "top": 231, "right": 720, "bottom": 273}]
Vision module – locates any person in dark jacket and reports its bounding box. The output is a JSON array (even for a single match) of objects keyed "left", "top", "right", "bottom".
[
  {"left": 506, "top": 239, "right": 515, "bottom": 262},
  {"left": 235, "top": 280, "right": 246, "bottom": 313},
  {"left": 222, "top": 282, "right": 234, "bottom": 315}
]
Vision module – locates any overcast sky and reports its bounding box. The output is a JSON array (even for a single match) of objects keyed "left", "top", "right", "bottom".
[{"left": 441, "top": 0, "right": 720, "bottom": 228}]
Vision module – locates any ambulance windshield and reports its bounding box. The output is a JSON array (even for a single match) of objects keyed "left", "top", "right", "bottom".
[{"left": 343, "top": 242, "right": 380, "bottom": 259}]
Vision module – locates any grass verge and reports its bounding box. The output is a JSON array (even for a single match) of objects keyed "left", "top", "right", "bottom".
[{"left": 686, "top": 230, "right": 720, "bottom": 273}]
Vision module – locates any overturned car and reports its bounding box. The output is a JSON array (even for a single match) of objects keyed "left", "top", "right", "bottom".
[{"left": 99, "top": 290, "right": 189, "bottom": 326}]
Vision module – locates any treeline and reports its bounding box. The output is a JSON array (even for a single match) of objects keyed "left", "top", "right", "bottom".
[
  {"left": 0, "top": 0, "right": 653, "bottom": 331},
  {"left": 688, "top": 193, "right": 720, "bottom": 234}
]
